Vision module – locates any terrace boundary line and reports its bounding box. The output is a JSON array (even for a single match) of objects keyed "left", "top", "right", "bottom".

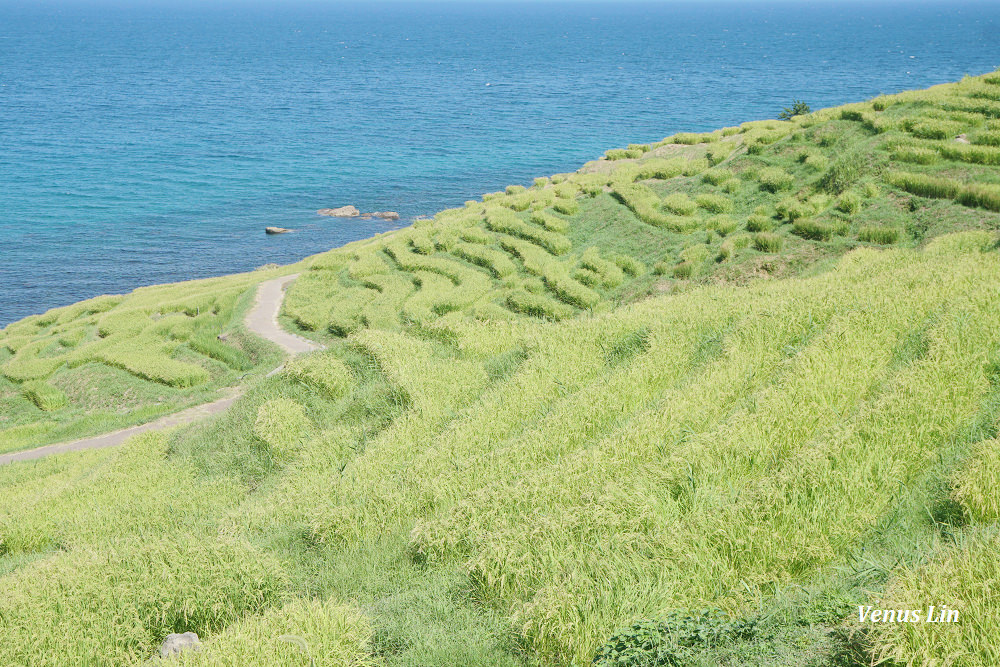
[{"left": 0, "top": 274, "right": 319, "bottom": 466}]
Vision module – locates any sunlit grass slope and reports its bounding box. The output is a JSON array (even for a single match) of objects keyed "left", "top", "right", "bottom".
[
  {"left": 0, "top": 267, "right": 292, "bottom": 452},
  {"left": 2, "top": 70, "right": 1000, "bottom": 666}
]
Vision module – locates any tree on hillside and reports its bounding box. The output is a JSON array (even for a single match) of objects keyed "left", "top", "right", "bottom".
[{"left": 779, "top": 100, "right": 811, "bottom": 120}]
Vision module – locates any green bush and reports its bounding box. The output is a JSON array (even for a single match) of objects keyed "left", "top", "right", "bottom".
[
  {"left": 21, "top": 381, "right": 68, "bottom": 411},
  {"left": 670, "top": 132, "right": 718, "bottom": 145},
  {"left": 593, "top": 611, "right": 757, "bottom": 667},
  {"left": 757, "top": 167, "right": 795, "bottom": 193},
  {"left": 605, "top": 148, "right": 642, "bottom": 160},
  {"left": 859, "top": 226, "right": 901, "bottom": 244},
  {"left": 753, "top": 232, "right": 783, "bottom": 252},
  {"left": 695, "top": 193, "right": 733, "bottom": 213}
]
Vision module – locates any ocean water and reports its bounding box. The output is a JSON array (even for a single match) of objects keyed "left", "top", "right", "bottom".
[{"left": 1, "top": 1, "right": 999, "bottom": 326}]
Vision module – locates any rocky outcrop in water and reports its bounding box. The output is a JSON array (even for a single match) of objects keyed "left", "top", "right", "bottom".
[
  {"left": 265, "top": 227, "right": 291, "bottom": 234},
  {"left": 317, "top": 205, "right": 360, "bottom": 217}
]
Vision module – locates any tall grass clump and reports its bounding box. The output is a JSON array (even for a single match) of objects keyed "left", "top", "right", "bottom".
[
  {"left": 485, "top": 207, "right": 572, "bottom": 255},
  {"left": 752, "top": 232, "right": 783, "bottom": 252},
  {"left": 745, "top": 214, "right": 776, "bottom": 232},
  {"left": 506, "top": 291, "right": 574, "bottom": 321},
  {"left": 661, "top": 193, "right": 697, "bottom": 216},
  {"left": 836, "top": 191, "right": 863, "bottom": 215},
  {"left": 695, "top": 193, "right": 733, "bottom": 214},
  {"left": 21, "top": 380, "right": 68, "bottom": 411},
  {"left": 451, "top": 242, "right": 518, "bottom": 278},
  {"left": 0, "top": 536, "right": 287, "bottom": 665},
  {"left": 702, "top": 169, "right": 734, "bottom": 186},
  {"left": 937, "top": 143, "right": 1000, "bottom": 166},
  {"left": 858, "top": 226, "right": 901, "bottom": 245},
  {"left": 792, "top": 219, "right": 836, "bottom": 241},
  {"left": 908, "top": 119, "right": 966, "bottom": 140},
  {"left": 757, "top": 167, "right": 795, "bottom": 192},
  {"left": 891, "top": 145, "right": 939, "bottom": 165},
  {"left": 285, "top": 352, "right": 356, "bottom": 400},
  {"left": 612, "top": 183, "right": 699, "bottom": 231}
]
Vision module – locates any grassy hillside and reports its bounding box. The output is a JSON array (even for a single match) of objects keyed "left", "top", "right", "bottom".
[
  {"left": 2, "top": 71, "right": 1000, "bottom": 666},
  {"left": 0, "top": 267, "right": 295, "bottom": 451}
]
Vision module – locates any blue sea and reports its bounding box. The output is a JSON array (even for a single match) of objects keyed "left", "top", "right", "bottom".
[{"left": 1, "top": 1, "right": 999, "bottom": 326}]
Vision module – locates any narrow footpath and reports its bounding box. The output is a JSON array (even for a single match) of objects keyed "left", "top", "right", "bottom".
[{"left": 0, "top": 274, "right": 320, "bottom": 466}]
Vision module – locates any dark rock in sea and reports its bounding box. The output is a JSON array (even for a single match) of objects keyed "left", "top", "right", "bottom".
[
  {"left": 159, "top": 632, "right": 200, "bottom": 658},
  {"left": 373, "top": 211, "right": 401, "bottom": 220},
  {"left": 265, "top": 227, "right": 291, "bottom": 234},
  {"left": 318, "top": 205, "right": 360, "bottom": 217}
]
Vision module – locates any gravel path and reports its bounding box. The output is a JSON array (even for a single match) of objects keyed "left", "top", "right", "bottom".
[{"left": 0, "top": 274, "right": 318, "bottom": 466}]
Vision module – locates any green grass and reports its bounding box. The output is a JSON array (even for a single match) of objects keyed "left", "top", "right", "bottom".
[{"left": 4, "top": 69, "right": 1000, "bottom": 667}]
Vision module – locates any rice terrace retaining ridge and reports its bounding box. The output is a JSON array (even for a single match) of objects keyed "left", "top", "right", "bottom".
[{"left": 0, "top": 274, "right": 318, "bottom": 466}]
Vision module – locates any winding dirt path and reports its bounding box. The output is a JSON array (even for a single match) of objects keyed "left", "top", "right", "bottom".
[{"left": 0, "top": 274, "right": 319, "bottom": 466}]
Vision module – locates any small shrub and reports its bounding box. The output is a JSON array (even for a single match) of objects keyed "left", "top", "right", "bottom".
[
  {"left": 820, "top": 150, "right": 868, "bottom": 193},
  {"left": 533, "top": 176, "right": 550, "bottom": 188},
  {"left": 451, "top": 242, "right": 518, "bottom": 278},
  {"left": 859, "top": 226, "right": 901, "bottom": 244},
  {"left": 696, "top": 193, "right": 733, "bottom": 213},
  {"left": 671, "top": 132, "right": 717, "bottom": 145},
  {"left": 753, "top": 232, "right": 783, "bottom": 252},
  {"left": 757, "top": 167, "right": 795, "bottom": 192},
  {"left": 505, "top": 185, "right": 527, "bottom": 195}
]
